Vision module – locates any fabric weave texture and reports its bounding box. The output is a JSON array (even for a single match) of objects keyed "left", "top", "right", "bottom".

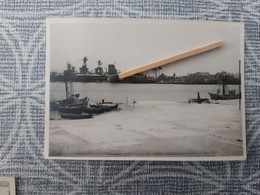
[{"left": 0, "top": 1, "right": 259, "bottom": 194}]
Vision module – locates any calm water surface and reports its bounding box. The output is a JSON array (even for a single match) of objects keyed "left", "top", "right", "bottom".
[{"left": 50, "top": 82, "right": 239, "bottom": 104}]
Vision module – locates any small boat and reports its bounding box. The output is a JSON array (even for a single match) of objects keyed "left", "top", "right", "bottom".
[
  {"left": 89, "top": 99, "right": 119, "bottom": 112},
  {"left": 56, "top": 64, "right": 89, "bottom": 114},
  {"left": 57, "top": 106, "right": 85, "bottom": 114},
  {"left": 89, "top": 104, "right": 118, "bottom": 112},
  {"left": 189, "top": 92, "right": 210, "bottom": 104},
  {"left": 208, "top": 70, "right": 241, "bottom": 101},
  {"left": 57, "top": 99, "right": 88, "bottom": 114},
  {"left": 59, "top": 112, "right": 93, "bottom": 120},
  {"left": 208, "top": 92, "right": 240, "bottom": 100},
  {"left": 57, "top": 96, "right": 89, "bottom": 114},
  {"left": 90, "top": 103, "right": 118, "bottom": 111}
]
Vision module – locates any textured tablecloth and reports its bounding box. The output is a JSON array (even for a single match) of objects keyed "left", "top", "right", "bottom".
[{"left": 0, "top": 1, "right": 259, "bottom": 194}]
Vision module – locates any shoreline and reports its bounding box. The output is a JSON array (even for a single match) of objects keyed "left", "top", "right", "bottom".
[{"left": 50, "top": 81, "right": 241, "bottom": 85}]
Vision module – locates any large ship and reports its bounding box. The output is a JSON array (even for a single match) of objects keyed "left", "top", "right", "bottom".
[
  {"left": 50, "top": 57, "right": 117, "bottom": 82},
  {"left": 50, "top": 57, "right": 158, "bottom": 83}
]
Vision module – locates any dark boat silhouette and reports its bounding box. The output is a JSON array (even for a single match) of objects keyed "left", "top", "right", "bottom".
[
  {"left": 208, "top": 91, "right": 240, "bottom": 100},
  {"left": 89, "top": 100, "right": 118, "bottom": 112},
  {"left": 59, "top": 112, "right": 93, "bottom": 119},
  {"left": 57, "top": 63, "right": 89, "bottom": 117},
  {"left": 57, "top": 102, "right": 88, "bottom": 114},
  {"left": 56, "top": 63, "right": 119, "bottom": 118},
  {"left": 189, "top": 92, "right": 210, "bottom": 103},
  {"left": 209, "top": 69, "right": 241, "bottom": 101}
]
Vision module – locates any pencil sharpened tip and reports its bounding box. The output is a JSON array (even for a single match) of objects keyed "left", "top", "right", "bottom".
[{"left": 107, "top": 74, "right": 119, "bottom": 83}]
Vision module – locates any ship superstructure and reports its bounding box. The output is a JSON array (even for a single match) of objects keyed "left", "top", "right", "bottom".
[{"left": 51, "top": 57, "right": 118, "bottom": 82}]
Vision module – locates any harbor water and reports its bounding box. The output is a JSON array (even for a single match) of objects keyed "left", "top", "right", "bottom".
[{"left": 50, "top": 82, "right": 240, "bottom": 104}]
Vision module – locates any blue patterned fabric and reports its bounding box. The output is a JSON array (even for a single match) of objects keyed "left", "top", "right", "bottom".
[{"left": 0, "top": 1, "right": 259, "bottom": 194}]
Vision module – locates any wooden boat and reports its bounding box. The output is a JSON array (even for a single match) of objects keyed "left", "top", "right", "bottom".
[
  {"left": 56, "top": 64, "right": 89, "bottom": 114},
  {"left": 208, "top": 92, "right": 240, "bottom": 100},
  {"left": 59, "top": 112, "right": 93, "bottom": 119},
  {"left": 89, "top": 101, "right": 118, "bottom": 112},
  {"left": 57, "top": 104, "right": 87, "bottom": 114},
  {"left": 57, "top": 97, "right": 89, "bottom": 114},
  {"left": 208, "top": 68, "right": 241, "bottom": 101}
]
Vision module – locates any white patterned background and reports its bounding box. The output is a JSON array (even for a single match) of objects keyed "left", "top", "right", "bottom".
[{"left": 0, "top": 1, "right": 259, "bottom": 194}]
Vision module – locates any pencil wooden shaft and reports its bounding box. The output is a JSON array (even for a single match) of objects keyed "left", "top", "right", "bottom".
[{"left": 118, "top": 41, "right": 223, "bottom": 79}]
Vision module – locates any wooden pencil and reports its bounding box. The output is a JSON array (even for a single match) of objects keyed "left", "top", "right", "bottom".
[{"left": 108, "top": 41, "right": 223, "bottom": 82}]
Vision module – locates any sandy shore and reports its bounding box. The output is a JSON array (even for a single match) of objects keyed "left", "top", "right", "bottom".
[{"left": 49, "top": 101, "right": 243, "bottom": 157}]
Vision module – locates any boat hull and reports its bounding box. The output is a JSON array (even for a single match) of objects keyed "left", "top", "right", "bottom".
[
  {"left": 57, "top": 99, "right": 88, "bottom": 114},
  {"left": 59, "top": 112, "right": 93, "bottom": 119},
  {"left": 208, "top": 92, "right": 241, "bottom": 100},
  {"left": 57, "top": 105, "right": 87, "bottom": 114},
  {"left": 188, "top": 98, "right": 210, "bottom": 104},
  {"left": 89, "top": 103, "right": 118, "bottom": 112},
  {"left": 83, "top": 107, "right": 106, "bottom": 114}
]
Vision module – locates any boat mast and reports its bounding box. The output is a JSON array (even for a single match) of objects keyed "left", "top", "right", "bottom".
[
  {"left": 222, "top": 71, "right": 225, "bottom": 96},
  {"left": 64, "top": 70, "right": 69, "bottom": 100},
  {"left": 239, "top": 60, "right": 241, "bottom": 110}
]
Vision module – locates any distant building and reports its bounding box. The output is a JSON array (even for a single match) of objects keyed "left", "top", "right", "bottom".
[{"left": 188, "top": 72, "right": 215, "bottom": 83}]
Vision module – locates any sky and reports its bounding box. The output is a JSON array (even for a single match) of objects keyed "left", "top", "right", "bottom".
[{"left": 48, "top": 18, "right": 243, "bottom": 76}]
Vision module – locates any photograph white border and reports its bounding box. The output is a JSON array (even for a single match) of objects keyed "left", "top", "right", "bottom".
[
  {"left": 44, "top": 18, "right": 246, "bottom": 161},
  {"left": 0, "top": 176, "right": 16, "bottom": 195}
]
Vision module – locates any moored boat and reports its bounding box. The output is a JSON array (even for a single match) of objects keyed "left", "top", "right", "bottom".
[
  {"left": 89, "top": 101, "right": 118, "bottom": 112},
  {"left": 57, "top": 96, "right": 89, "bottom": 114},
  {"left": 208, "top": 92, "right": 240, "bottom": 100},
  {"left": 56, "top": 63, "right": 89, "bottom": 114},
  {"left": 208, "top": 68, "right": 241, "bottom": 101},
  {"left": 59, "top": 112, "right": 93, "bottom": 120},
  {"left": 57, "top": 104, "right": 88, "bottom": 114}
]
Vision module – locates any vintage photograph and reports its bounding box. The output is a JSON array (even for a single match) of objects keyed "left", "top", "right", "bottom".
[
  {"left": 45, "top": 18, "right": 246, "bottom": 160},
  {"left": 0, "top": 176, "right": 16, "bottom": 195}
]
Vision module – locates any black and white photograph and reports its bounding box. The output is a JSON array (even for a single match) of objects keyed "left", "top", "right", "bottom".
[
  {"left": 0, "top": 176, "right": 16, "bottom": 195},
  {"left": 45, "top": 18, "right": 246, "bottom": 160}
]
